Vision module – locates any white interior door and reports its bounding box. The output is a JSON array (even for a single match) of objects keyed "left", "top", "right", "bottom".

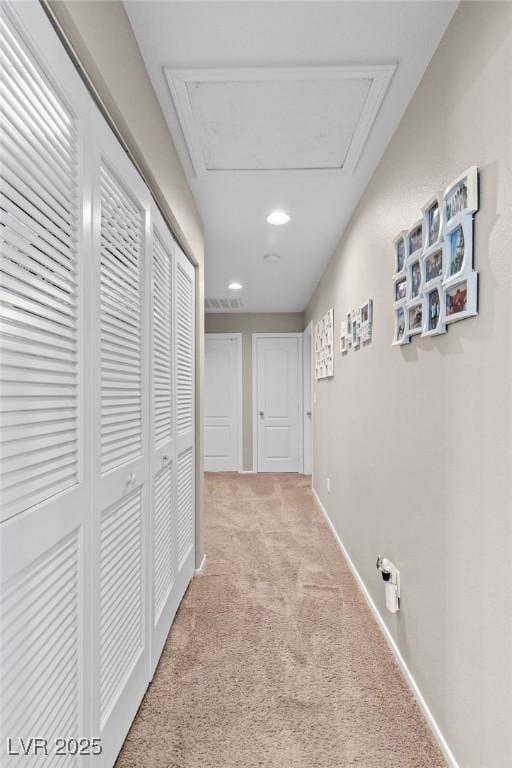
[
  {"left": 174, "top": 245, "right": 195, "bottom": 597},
  {"left": 303, "top": 323, "right": 313, "bottom": 475},
  {"left": 90, "top": 118, "right": 151, "bottom": 768},
  {"left": 255, "top": 335, "right": 301, "bottom": 473},
  {"left": 204, "top": 334, "right": 241, "bottom": 472},
  {"left": 0, "top": 2, "right": 92, "bottom": 759}
]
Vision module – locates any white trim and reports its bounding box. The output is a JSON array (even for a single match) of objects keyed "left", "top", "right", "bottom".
[
  {"left": 302, "top": 322, "right": 313, "bottom": 476},
  {"left": 164, "top": 64, "right": 396, "bottom": 178},
  {"left": 311, "top": 488, "right": 460, "bottom": 768},
  {"left": 239, "top": 470, "right": 257, "bottom": 475},
  {"left": 194, "top": 554, "right": 207, "bottom": 576},
  {"left": 204, "top": 333, "right": 243, "bottom": 472},
  {"left": 251, "top": 333, "right": 303, "bottom": 473}
]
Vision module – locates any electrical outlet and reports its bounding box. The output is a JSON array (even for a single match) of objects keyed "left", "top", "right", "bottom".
[{"left": 327, "top": 477, "right": 331, "bottom": 493}]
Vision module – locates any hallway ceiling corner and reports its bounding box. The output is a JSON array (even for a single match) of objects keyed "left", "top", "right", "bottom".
[{"left": 124, "top": 1, "right": 458, "bottom": 313}]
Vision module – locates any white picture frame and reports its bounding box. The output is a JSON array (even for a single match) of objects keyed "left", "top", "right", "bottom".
[
  {"left": 442, "top": 215, "right": 474, "bottom": 286},
  {"left": 422, "top": 280, "right": 446, "bottom": 337},
  {"left": 407, "top": 257, "right": 423, "bottom": 302},
  {"left": 360, "top": 299, "right": 373, "bottom": 344},
  {"left": 315, "top": 308, "right": 334, "bottom": 379},
  {"left": 407, "top": 299, "right": 423, "bottom": 336},
  {"left": 441, "top": 271, "right": 478, "bottom": 325},
  {"left": 393, "top": 230, "right": 407, "bottom": 276},
  {"left": 406, "top": 219, "right": 423, "bottom": 261},
  {"left": 422, "top": 242, "right": 444, "bottom": 290},
  {"left": 442, "top": 166, "right": 479, "bottom": 227},
  {"left": 422, "top": 195, "right": 443, "bottom": 251},
  {"left": 392, "top": 303, "right": 409, "bottom": 346}
]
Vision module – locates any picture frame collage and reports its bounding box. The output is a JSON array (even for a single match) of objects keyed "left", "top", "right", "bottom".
[
  {"left": 315, "top": 308, "right": 334, "bottom": 379},
  {"left": 392, "top": 167, "right": 479, "bottom": 346},
  {"left": 340, "top": 299, "right": 373, "bottom": 354}
]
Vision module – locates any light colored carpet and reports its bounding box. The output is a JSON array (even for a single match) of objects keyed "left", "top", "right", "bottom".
[{"left": 116, "top": 473, "right": 445, "bottom": 768}]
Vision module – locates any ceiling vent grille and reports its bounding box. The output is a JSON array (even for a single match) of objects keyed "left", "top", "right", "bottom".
[{"left": 205, "top": 297, "right": 244, "bottom": 312}]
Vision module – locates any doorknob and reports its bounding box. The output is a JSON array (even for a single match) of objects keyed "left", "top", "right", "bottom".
[
  {"left": 259, "top": 410, "right": 264, "bottom": 417},
  {"left": 306, "top": 411, "right": 312, "bottom": 417}
]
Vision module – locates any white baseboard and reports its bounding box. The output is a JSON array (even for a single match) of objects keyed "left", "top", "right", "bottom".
[
  {"left": 239, "top": 470, "right": 257, "bottom": 474},
  {"left": 311, "top": 488, "right": 459, "bottom": 768},
  {"left": 194, "top": 554, "right": 207, "bottom": 576}
]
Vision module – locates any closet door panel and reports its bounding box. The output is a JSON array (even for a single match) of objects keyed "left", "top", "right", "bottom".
[
  {"left": 90, "top": 118, "right": 151, "bottom": 768},
  {"left": 149, "top": 212, "right": 177, "bottom": 671},
  {"left": 174, "top": 246, "right": 195, "bottom": 591},
  {"left": 0, "top": 3, "right": 92, "bottom": 763}
]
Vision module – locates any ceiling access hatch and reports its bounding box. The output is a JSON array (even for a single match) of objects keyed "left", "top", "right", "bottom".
[{"left": 165, "top": 65, "right": 395, "bottom": 177}]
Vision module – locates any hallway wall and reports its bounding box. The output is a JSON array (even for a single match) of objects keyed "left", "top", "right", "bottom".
[
  {"left": 205, "top": 313, "right": 304, "bottom": 470},
  {"left": 305, "top": 3, "right": 512, "bottom": 767}
]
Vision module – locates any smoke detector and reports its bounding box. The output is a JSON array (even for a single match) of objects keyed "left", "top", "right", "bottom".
[{"left": 263, "top": 253, "right": 281, "bottom": 264}]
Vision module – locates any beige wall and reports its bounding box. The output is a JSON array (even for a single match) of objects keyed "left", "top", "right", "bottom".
[
  {"left": 47, "top": 0, "right": 206, "bottom": 566},
  {"left": 205, "top": 313, "right": 304, "bottom": 470},
  {"left": 306, "top": 3, "right": 512, "bottom": 766}
]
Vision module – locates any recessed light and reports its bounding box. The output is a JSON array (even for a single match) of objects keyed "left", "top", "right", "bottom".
[
  {"left": 263, "top": 253, "right": 280, "bottom": 264},
  {"left": 266, "top": 210, "right": 290, "bottom": 226},
  {"left": 228, "top": 281, "right": 243, "bottom": 290}
]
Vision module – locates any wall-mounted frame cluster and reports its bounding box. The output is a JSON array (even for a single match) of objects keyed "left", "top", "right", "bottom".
[
  {"left": 315, "top": 308, "right": 334, "bottom": 379},
  {"left": 340, "top": 299, "right": 373, "bottom": 353},
  {"left": 392, "top": 167, "right": 479, "bottom": 346}
]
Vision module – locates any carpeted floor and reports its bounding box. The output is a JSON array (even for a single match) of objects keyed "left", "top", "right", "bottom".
[{"left": 116, "top": 473, "right": 445, "bottom": 768}]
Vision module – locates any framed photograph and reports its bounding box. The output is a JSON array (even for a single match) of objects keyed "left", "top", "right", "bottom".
[
  {"left": 346, "top": 312, "right": 352, "bottom": 348},
  {"left": 407, "top": 301, "right": 423, "bottom": 336},
  {"left": 408, "top": 258, "right": 423, "bottom": 300},
  {"left": 443, "top": 166, "right": 478, "bottom": 226},
  {"left": 407, "top": 220, "right": 423, "bottom": 259},
  {"left": 422, "top": 195, "right": 443, "bottom": 250},
  {"left": 340, "top": 320, "right": 348, "bottom": 354},
  {"left": 394, "top": 276, "right": 407, "bottom": 303},
  {"left": 351, "top": 308, "right": 361, "bottom": 349},
  {"left": 392, "top": 305, "right": 409, "bottom": 346},
  {"left": 422, "top": 282, "right": 446, "bottom": 337},
  {"left": 443, "top": 216, "right": 473, "bottom": 284},
  {"left": 360, "top": 299, "right": 373, "bottom": 344},
  {"left": 423, "top": 245, "right": 443, "bottom": 287},
  {"left": 393, "top": 231, "right": 407, "bottom": 275},
  {"left": 442, "top": 271, "right": 478, "bottom": 324},
  {"left": 315, "top": 308, "right": 335, "bottom": 378}
]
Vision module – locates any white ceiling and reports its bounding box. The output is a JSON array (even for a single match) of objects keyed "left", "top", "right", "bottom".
[{"left": 125, "top": 1, "right": 457, "bottom": 312}]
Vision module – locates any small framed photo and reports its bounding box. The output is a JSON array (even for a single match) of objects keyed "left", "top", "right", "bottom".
[
  {"left": 423, "top": 245, "right": 443, "bottom": 287},
  {"left": 443, "top": 166, "right": 478, "bottom": 226},
  {"left": 360, "top": 299, "right": 373, "bottom": 344},
  {"left": 392, "top": 305, "right": 409, "bottom": 346},
  {"left": 422, "top": 196, "right": 443, "bottom": 250},
  {"left": 443, "top": 216, "right": 473, "bottom": 284},
  {"left": 346, "top": 312, "right": 352, "bottom": 348},
  {"left": 393, "top": 231, "right": 407, "bottom": 275},
  {"left": 422, "top": 282, "right": 446, "bottom": 337},
  {"left": 408, "top": 258, "right": 423, "bottom": 301},
  {"left": 407, "top": 220, "right": 423, "bottom": 260},
  {"left": 442, "top": 271, "right": 478, "bottom": 324},
  {"left": 340, "top": 321, "right": 348, "bottom": 354},
  {"left": 407, "top": 301, "right": 423, "bottom": 336},
  {"left": 394, "top": 276, "right": 407, "bottom": 303},
  {"left": 351, "top": 309, "right": 361, "bottom": 349}
]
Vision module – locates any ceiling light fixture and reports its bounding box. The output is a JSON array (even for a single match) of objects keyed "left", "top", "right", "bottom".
[
  {"left": 228, "top": 281, "right": 243, "bottom": 290},
  {"left": 263, "top": 253, "right": 280, "bottom": 264},
  {"left": 266, "top": 210, "right": 290, "bottom": 226}
]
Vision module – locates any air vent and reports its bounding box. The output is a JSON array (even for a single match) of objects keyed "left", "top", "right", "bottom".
[{"left": 205, "top": 297, "right": 244, "bottom": 312}]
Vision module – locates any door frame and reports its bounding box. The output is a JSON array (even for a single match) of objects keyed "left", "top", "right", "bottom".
[
  {"left": 205, "top": 333, "right": 243, "bottom": 472},
  {"left": 303, "top": 321, "right": 314, "bottom": 476},
  {"left": 251, "top": 333, "right": 303, "bottom": 473}
]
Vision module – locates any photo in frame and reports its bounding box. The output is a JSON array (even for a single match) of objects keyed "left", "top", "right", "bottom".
[
  {"left": 422, "top": 195, "right": 443, "bottom": 250},
  {"left": 360, "top": 299, "right": 373, "bottom": 344},
  {"left": 407, "top": 220, "right": 423, "bottom": 259},
  {"left": 392, "top": 304, "right": 409, "bottom": 346},
  {"left": 442, "top": 272, "right": 478, "bottom": 324},
  {"left": 422, "top": 282, "right": 446, "bottom": 337},
  {"left": 393, "top": 231, "right": 407, "bottom": 275},
  {"left": 443, "top": 166, "right": 478, "bottom": 226},
  {"left": 407, "top": 301, "right": 423, "bottom": 336},
  {"left": 315, "top": 308, "right": 334, "bottom": 379}
]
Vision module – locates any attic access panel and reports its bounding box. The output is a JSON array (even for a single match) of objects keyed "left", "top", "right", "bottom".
[{"left": 165, "top": 65, "right": 395, "bottom": 177}]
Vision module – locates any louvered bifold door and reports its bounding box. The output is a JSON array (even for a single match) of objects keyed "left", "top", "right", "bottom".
[
  {"left": 174, "top": 245, "right": 195, "bottom": 591},
  {"left": 0, "top": 2, "right": 92, "bottom": 764},
  {"left": 89, "top": 116, "right": 151, "bottom": 768},
  {"left": 149, "top": 208, "right": 178, "bottom": 673}
]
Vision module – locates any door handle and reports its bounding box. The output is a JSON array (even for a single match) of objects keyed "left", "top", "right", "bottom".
[
  {"left": 259, "top": 410, "right": 264, "bottom": 417},
  {"left": 306, "top": 411, "right": 312, "bottom": 417}
]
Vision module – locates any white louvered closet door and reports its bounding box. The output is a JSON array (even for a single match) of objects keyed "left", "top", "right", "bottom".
[
  {"left": 89, "top": 117, "right": 151, "bottom": 768},
  {"left": 0, "top": 3, "right": 92, "bottom": 763},
  {"left": 149, "top": 208, "right": 176, "bottom": 671},
  {"left": 174, "top": 245, "right": 195, "bottom": 589}
]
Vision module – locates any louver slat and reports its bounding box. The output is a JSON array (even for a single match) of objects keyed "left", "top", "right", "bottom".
[
  {"left": 175, "top": 263, "right": 193, "bottom": 435},
  {"left": 100, "top": 490, "right": 143, "bottom": 723},
  {"left": 152, "top": 234, "right": 172, "bottom": 446},
  {"left": 99, "top": 165, "right": 143, "bottom": 474},
  {"left": 177, "top": 448, "right": 193, "bottom": 566},
  {"left": 153, "top": 464, "right": 174, "bottom": 622},
  {"left": 0, "top": 11, "right": 78, "bottom": 522},
  {"left": 0, "top": 531, "right": 81, "bottom": 760}
]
